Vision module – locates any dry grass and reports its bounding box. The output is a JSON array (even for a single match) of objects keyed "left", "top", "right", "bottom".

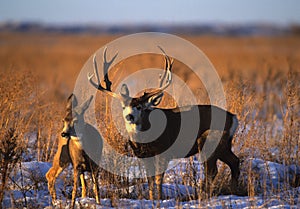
[{"left": 0, "top": 32, "right": 299, "bottom": 205}]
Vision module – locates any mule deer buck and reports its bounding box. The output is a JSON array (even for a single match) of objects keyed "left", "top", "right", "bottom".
[
  {"left": 46, "top": 94, "right": 103, "bottom": 208},
  {"left": 88, "top": 47, "right": 240, "bottom": 201}
]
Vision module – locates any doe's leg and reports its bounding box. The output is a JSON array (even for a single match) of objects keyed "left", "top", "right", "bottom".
[
  {"left": 92, "top": 170, "right": 100, "bottom": 204},
  {"left": 71, "top": 168, "right": 79, "bottom": 209},
  {"left": 80, "top": 173, "right": 87, "bottom": 198},
  {"left": 46, "top": 165, "right": 66, "bottom": 204}
]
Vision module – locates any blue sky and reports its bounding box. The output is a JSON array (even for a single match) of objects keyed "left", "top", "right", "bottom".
[{"left": 0, "top": 0, "right": 300, "bottom": 25}]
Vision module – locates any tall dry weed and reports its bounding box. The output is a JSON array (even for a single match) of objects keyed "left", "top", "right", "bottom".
[{"left": 0, "top": 33, "right": 299, "bottom": 204}]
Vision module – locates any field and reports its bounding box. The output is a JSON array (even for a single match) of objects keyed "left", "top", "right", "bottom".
[{"left": 0, "top": 32, "right": 300, "bottom": 208}]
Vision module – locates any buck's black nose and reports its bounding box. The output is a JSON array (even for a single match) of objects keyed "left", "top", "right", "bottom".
[
  {"left": 61, "top": 132, "right": 70, "bottom": 138},
  {"left": 126, "top": 114, "right": 134, "bottom": 122}
]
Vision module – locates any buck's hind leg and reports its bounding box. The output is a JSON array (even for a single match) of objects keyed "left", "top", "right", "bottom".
[{"left": 219, "top": 149, "right": 240, "bottom": 193}]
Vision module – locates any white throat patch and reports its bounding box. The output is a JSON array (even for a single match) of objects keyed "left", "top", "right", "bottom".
[{"left": 125, "top": 122, "right": 142, "bottom": 134}]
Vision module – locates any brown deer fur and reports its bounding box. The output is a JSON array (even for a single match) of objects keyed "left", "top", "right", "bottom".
[
  {"left": 126, "top": 104, "right": 239, "bottom": 200},
  {"left": 46, "top": 94, "right": 103, "bottom": 208},
  {"left": 88, "top": 48, "right": 240, "bottom": 202}
]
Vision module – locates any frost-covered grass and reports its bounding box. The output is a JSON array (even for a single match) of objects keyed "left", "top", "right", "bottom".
[
  {"left": 0, "top": 34, "right": 299, "bottom": 208},
  {"left": 2, "top": 158, "right": 300, "bottom": 208}
]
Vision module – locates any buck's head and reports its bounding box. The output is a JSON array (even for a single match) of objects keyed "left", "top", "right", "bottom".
[
  {"left": 119, "top": 84, "right": 164, "bottom": 129},
  {"left": 61, "top": 94, "right": 93, "bottom": 138},
  {"left": 87, "top": 47, "right": 173, "bottom": 133}
]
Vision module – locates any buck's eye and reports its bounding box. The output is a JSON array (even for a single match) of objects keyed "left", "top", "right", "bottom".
[
  {"left": 122, "top": 106, "right": 126, "bottom": 110},
  {"left": 136, "top": 106, "right": 141, "bottom": 110}
]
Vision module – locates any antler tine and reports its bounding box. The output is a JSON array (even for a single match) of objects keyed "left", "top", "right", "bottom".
[
  {"left": 160, "top": 49, "right": 173, "bottom": 88},
  {"left": 93, "top": 54, "right": 101, "bottom": 86},
  {"left": 87, "top": 48, "right": 121, "bottom": 99},
  {"left": 87, "top": 55, "right": 101, "bottom": 90},
  {"left": 157, "top": 46, "right": 173, "bottom": 90},
  {"left": 103, "top": 47, "right": 118, "bottom": 91},
  {"left": 142, "top": 46, "right": 173, "bottom": 100}
]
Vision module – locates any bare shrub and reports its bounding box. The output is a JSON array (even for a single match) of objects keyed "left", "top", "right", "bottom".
[
  {"left": 0, "top": 128, "right": 23, "bottom": 206},
  {"left": 0, "top": 68, "right": 34, "bottom": 207}
]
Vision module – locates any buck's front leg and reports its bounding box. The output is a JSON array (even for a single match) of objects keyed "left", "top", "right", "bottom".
[
  {"left": 155, "top": 172, "right": 165, "bottom": 201},
  {"left": 147, "top": 176, "right": 155, "bottom": 200},
  {"left": 144, "top": 159, "right": 156, "bottom": 200},
  {"left": 155, "top": 158, "right": 167, "bottom": 208}
]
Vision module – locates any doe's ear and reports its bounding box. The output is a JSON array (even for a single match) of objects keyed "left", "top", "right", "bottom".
[
  {"left": 80, "top": 95, "right": 94, "bottom": 113},
  {"left": 120, "top": 84, "right": 130, "bottom": 97},
  {"left": 66, "top": 93, "right": 78, "bottom": 110},
  {"left": 148, "top": 93, "right": 163, "bottom": 107}
]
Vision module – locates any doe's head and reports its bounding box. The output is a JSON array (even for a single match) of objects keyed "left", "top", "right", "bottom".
[{"left": 61, "top": 94, "right": 93, "bottom": 138}]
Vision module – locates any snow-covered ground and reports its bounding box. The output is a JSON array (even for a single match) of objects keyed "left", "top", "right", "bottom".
[{"left": 2, "top": 157, "right": 300, "bottom": 208}]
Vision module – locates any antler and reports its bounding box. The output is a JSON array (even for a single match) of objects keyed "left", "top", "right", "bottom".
[
  {"left": 88, "top": 46, "right": 173, "bottom": 101},
  {"left": 88, "top": 47, "right": 122, "bottom": 99},
  {"left": 158, "top": 46, "right": 173, "bottom": 91},
  {"left": 141, "top": 46, "right": 174, "bottom": 101}
]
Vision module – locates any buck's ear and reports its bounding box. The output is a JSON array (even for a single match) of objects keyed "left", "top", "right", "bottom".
[
  {"left": 80, "top": 95, "right": 94, "bottom": 112},
  {"left": 120, "top": 84, "right": 129, "bottom": 97},
  {"left": 148, "top": 93, "right": 163, "bottom": 107},
  {"left": 67, "top": 93, "right": 78, "bottom": 110}
]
